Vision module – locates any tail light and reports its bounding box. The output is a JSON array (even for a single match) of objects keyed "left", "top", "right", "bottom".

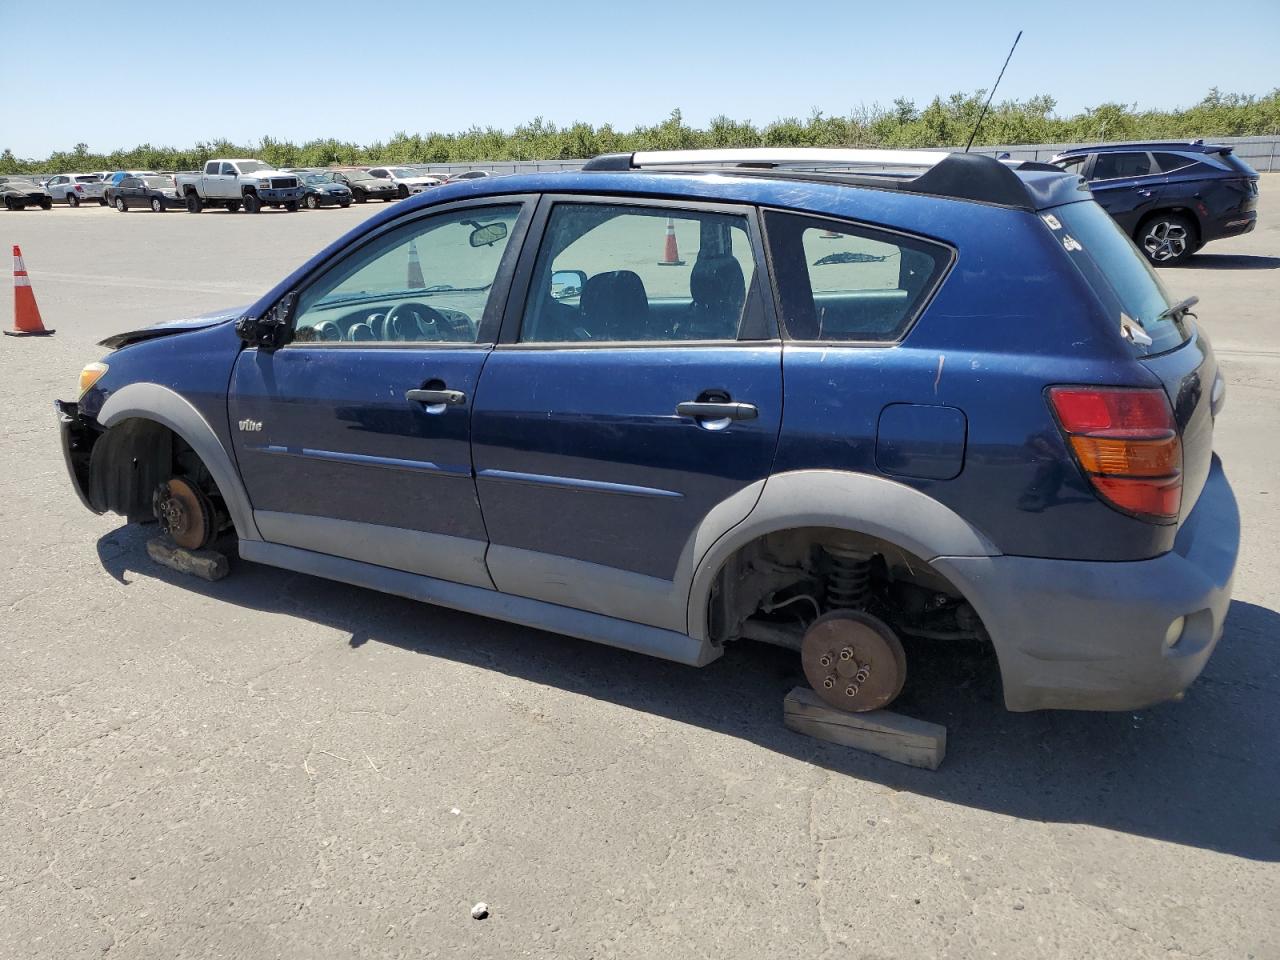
[{"left": 1048, "top": 386, "right": 1182, "bottom": 522}]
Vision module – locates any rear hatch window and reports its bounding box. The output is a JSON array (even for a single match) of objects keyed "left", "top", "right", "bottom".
[
  {"left": 1218, "top": 151, "right": 1259, "bottom": 178},
  {"left": 1046, "top": 200, "right": 1190, "bottom": 355}
]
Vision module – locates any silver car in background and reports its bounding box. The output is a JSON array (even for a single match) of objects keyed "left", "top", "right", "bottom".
[{"left": 45, "top": 173, "right": 109, "bottom": 206}]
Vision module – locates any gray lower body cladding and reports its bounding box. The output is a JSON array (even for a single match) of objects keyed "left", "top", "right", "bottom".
[{"left": 936, "top": 456, "right": 1239, "bottom": 711}]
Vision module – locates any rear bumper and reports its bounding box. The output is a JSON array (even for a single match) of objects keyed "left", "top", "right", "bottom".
[
  {"left": 934, "top": 456, "right": 1239, "bottom": 711},
  {"left": 1203, "top": 210, "right": 1257, "bottom": 243}
]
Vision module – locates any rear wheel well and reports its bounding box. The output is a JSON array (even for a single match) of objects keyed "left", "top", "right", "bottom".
[
  {"left": 706, "top": 526, "right": 990, "bottom": 652},
  {"left": 88, "top": 418, "right": 228, "bottom": 528},
  {"left": 1135, "top": 207, "right": 1201, "bottom": 246}
]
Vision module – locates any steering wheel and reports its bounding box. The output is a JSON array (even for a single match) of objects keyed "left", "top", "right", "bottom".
[
  {"left": 384, "top": 301, "right": 450, "bottom": 341},
  {"left": 312, "top": 319, "right": 343, "bottom": 342}
]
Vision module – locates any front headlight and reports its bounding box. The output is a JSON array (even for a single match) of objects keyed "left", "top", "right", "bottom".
[
  {"left": 79, "top": 361, "right": 108, "bottom": 396},
  {"left": 256, "top": 179, "right": 271, "bottom": 188}
]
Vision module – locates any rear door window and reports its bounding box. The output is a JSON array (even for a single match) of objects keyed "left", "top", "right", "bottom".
[
  {"left": 1091, "top": 152, "right": 1154, "bottom": 180},
  {"left": 1049, "top": 200, "right": 1189, "bottom": 355},
  {"left": 763, "top": 212, "right": 950, "bottom": 342},
  {"left": 519, "top": 204, "right": 759, "bottom": 343}
]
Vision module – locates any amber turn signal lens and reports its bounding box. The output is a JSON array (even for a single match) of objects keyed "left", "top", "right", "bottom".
[
  {"left": 1048, "top": 385, "right": 1182, "bottom": 522},
  {"left": 78, "top": 361, "right": 108, "bottom": 396},
  {"left": 1069, "top": 434, "right": 1181, "bottom": 477}
]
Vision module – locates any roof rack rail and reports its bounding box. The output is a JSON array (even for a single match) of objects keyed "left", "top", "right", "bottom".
[
  {"left": 581, "top": 148, "right": 1057, "bottom": 211},
  {"left": 582, "top": 147, "right": 952, "bottom": 171}
]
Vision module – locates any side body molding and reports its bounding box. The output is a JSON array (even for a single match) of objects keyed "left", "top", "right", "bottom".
[
  {"left": 685, "top": 469, "right": 1001, "bottom": 641},
  {"left": 96, "top": 382, "right": 261, "bottom": 541}
]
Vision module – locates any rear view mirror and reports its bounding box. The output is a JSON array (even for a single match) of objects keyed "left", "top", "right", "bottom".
[
  {"left": 469, "top": 222, "right": 508, "bottom": 248},
  {"left": 551, "top": 269, "right": 587, "bottom": 301}
]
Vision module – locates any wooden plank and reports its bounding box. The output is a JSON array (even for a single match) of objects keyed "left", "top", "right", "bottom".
[
  {"left": 783, "top": 686, "right": 946, "bottom": 770},
  {"left": 146, "top": 537, "right": 229, "bottom": 582}
]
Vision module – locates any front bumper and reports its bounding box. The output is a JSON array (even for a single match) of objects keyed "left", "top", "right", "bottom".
[
  {"left": 934, "top": 455, "right": 1239, "bottom": 711},
  {"left": 311, "top": 191, "right": 352, "bottom": 206},
  {"left": 255, "top": 187, "right": 305, "bottom": 203},
  {"left": 56, "top": 400, "right": 99, "bottom": 513}
]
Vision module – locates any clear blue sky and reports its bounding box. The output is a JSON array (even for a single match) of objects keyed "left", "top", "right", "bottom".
[{"left": 5, "top": 0, "right": 1278, "bottom": 157}]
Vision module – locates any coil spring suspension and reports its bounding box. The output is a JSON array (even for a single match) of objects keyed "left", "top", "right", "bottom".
[{"left": 823, "top": 544, "right": 872, "bottom": 610}]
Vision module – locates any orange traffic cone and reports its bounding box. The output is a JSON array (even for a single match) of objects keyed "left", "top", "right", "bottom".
[
  {"left": 5, "top": 245, "right": 54, "bottom": 337},
  {"left": 657, "top": 217, "right": 685, "bottom": 266},
  {"left": 406, "top": 239, "right": 425, "bottom": 289}
]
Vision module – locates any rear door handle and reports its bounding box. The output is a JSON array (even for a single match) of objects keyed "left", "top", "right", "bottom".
[
  {"left": 676, "top": 400, "right": 758, "bottom": 421},
  {"left": 406, "top": 388, "right": 466, "bottom": 406}
]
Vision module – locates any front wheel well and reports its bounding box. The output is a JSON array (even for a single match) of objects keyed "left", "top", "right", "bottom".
[
  {"left": 705, "top": 526, "right": 990, "bottom": 653},
  {"left": 88, "top": 418, "right": 227, "bottom": 526}
]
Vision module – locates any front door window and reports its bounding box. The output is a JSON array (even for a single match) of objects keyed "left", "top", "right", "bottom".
[{"left": 292, "top": 205, "right": 522, "bottom": 344}]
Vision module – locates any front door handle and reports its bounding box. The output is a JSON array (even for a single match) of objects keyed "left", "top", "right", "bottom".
[
  {"left": 406, "top": 388, "right": 466, "bottom": 406},
  {"left": 676, "top": 400, "right": 758, "bottom": 421}
]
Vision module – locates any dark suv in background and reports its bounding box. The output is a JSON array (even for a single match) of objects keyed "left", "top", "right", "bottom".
[{"left": 1051, "top": 141, "right": 1259, "bottom": 265}]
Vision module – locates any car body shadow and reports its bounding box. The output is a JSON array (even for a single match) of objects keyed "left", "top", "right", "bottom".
[
  {"left": 97, "top": 526, "right": 1280, "bottom": 861},
  {"left": 1184, "top": 254, "right": 1280, "bottom": 270}
]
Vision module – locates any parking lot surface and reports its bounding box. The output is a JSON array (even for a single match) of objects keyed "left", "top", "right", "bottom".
[{"left": 2, "top": 193, "right": 1278, "bottom": 959}]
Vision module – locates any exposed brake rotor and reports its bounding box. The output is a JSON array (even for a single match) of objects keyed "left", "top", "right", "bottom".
[
  {"left": 153, "top": 476, "right": 214, "bottom": 550},
  {"left": 800, "top": 610, "right": 907, "bottom": 713}
]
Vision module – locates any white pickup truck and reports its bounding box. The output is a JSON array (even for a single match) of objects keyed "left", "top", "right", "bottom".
[{"left": 174, "top": 159, "right": 305, "bottom": 213}]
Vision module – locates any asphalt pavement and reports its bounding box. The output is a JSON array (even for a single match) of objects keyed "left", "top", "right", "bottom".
[{"left": 1, "top": 188, "right": 1277, "bottom": 960}]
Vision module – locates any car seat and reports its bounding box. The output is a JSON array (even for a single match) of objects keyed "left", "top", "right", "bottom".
[
  {"left": 580, "top": 270, "right": 650, "bottom": 341},
  {"left": 681, "top": 256, "right": 746, "bottom": 339}
]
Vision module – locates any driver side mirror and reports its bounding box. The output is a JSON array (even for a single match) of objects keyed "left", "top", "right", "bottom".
[
  {"left": 551, "top": 269, "right": 587, "bottom": 301},
  {"left": 235, "top": 291, "right": 298, "bottom": 350}
]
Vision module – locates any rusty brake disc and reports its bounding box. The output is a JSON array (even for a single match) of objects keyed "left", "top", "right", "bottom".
[{"left": 800, "top": 610, "right": 907, "bottom": 713}]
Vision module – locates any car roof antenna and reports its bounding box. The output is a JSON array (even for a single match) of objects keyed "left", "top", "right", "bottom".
[{"left": 964, "top": 30, "right": 1023, "bottom": 153}]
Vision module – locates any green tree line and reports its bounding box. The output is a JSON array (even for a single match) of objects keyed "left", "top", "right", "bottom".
[{"left": 3, "top": 88, "right": 1277, "bottom": 174}]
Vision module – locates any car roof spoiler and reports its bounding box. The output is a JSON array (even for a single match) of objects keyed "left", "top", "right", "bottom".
[{"left": 581, "top": 148, "right": 1073, "bottom": 211}]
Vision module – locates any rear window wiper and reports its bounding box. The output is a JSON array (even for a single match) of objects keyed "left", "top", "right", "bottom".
[{"left": 1154, "top": 295, "right": 1199, "bottom": 323}]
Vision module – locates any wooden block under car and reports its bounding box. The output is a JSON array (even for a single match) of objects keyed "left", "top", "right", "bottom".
[
  {"left": 783, "top": 686, "right": 947, "bottom": 770},
  {"left": 146, "top": 537, "right": 230, "bottom": 582}
]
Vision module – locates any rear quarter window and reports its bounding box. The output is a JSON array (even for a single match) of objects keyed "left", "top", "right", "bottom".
[
  {"left": 1048, "top": 200, "right": 1189, "bottom": 355},
  {"left": 763, "top": 211, "right": 951, "bottom": 342}
]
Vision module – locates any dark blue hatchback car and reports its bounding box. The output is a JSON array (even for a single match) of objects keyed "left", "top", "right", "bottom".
[
  {"left": 1051, "top": 141, "right": 1259, "bottom": 265},
  {"left": 57, "top": 148, "right": 1240, "bottom": 714}
]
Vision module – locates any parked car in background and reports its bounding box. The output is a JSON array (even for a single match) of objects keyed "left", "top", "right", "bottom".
[
  {"left": 298, "top": 172, "right": 353, "bottom": 209},
  {"left": 58, "top": 147, "right": 1238, "bottom": 717},
  {"left": 107, "top": 170, "right": 157, "bottom": 187},
  {"left": 367, "top": 166, "right": 443, "bottom": 198},
  {"left": 105, "top": 174, "right": 181, "bottom": 212},
  {"left": 1, "top": 176, "right": 53, "bottom": 210},
  {"left": 46, "top": 173, "right": 109, "bottom": 207},
  {"left": 175, "top": 159, "right": 305, "bottom": 213},
  {"left": 329, "top": 168, "right": 398, "bottom": 203},
  {"left": 1050, "top": 141, "right": 1260, "bottom": 265},
  {"left": 445, "top": 170, "right": 491, "bottom": 183}
]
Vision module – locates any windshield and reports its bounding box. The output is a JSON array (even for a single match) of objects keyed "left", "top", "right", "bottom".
[
  {"left": 388, "top": 168, "right": 415, "bottom": 178},
  {"left": 303, "top": 174, "right": 330, "bottom": 184},
  {"left": 74, "top": 175, "right": 98, "bottom": 183},
  {"left": 236, "top": 161, "right": 271, "bottom": 174},
  {"left": 3, "top": 178, "right": 38, "bottom": 188},
  {"left": 143, "top": 176, "right": 173, "bottom": 188},
  {"left": 1051, "top": 200, "right": 1189, "bottom": 355},
  {"left": 344, "top": 170, "right": 374, "bottom": 181}
]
